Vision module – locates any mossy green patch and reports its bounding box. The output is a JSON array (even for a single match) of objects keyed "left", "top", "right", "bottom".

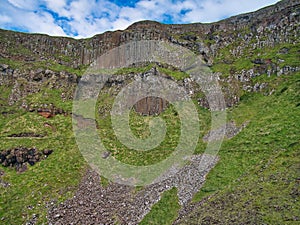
[
  {"left": 187, "top": 72, "right": 300, "bottom": 224},
  {"left": 140, "top": 188, "right": 180, "bottom": 225}
]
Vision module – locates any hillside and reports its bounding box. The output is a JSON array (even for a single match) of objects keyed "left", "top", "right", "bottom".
[{"left": 0, "top": 0, "right": 299, "bottom": 224}]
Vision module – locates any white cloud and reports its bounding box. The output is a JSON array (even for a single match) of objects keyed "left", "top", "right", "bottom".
[
  {"left": 7, "top": 0, "right": 38, "bottom": 10},
  {"left": 0, "top": 1, "right": 67, "bottom": 36},
  {"left": 0, "top": 0, "right": 281, "bottom": 38},
  {"left": 25, "top": 12, "right": 67, "bottom": 36},
  {"left": 43, "top": 0, "right": 67, "bottom": 13},
  {"left": 0, "top": 14, "right": 12, "bottom": 23},
  {"left": 111, "top": 19, "right": 131, "bottom": 31},
  {"left": 182, "top": 0, "right": 281, "bottom": 23}
]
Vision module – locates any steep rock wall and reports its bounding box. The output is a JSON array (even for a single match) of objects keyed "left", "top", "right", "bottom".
[{"left": 0, "top": 0, "right": 299, "bottom": 110}]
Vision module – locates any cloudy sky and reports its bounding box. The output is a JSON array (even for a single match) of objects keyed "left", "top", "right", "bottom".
[{"left": 0, "top": 0, "right": 280, "bottom": 38}]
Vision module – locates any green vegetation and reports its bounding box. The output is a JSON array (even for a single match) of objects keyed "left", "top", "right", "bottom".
[
  {"left": 0, "top": 58, "right": 24, "bottom": 69},
  {"left": 212, "top": 41, "right": 300, "bottom": 78},
  {"left": 0, "top": 57, "right": 87, "bottom": 76},
  {"left": 0, "top": 75, "right": 85, "bottom": 223},
  {"left": 93, "top": 72, "right": 210, "bottom": 166},
  {"left": 188, "top": 72, "right": 300, "bottom": 223},
  {"left": 25, "top": 88, "right": 73, "bottom": 112},
  {"left": 138, "top": 71, "right": 299, "bottom": 224},
  {"left": 114, "top": 63, "right": 155, "bottom": 75},
  {"left": 179, "top": 143, "right": 299, "bottom": 224},
  {"left": 157, "top": 67, "right": 189, "bottom": 80},
  {"left": 0, "top": 67, "right": 299, "bottom": 224},
  {"left": 0, "top": 24, "right": 299, "bottom": 224},
  {"left": 113, "top": 63, "right": 189, "bottom": 80},
  {"left": 96, "top": 98, "right": 182, "bottom": 166},
  {"left": 140, "top": 188, "right": 180, "bottom": 225},
  {"left": 0, "top": 114, "right": 86, "bottom": 224}
]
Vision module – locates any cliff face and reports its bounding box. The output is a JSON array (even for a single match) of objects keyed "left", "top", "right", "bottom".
[
  {"left": 0, "top": 0, "right": 299, "bottom": 109},
  {"left": 0, "top": 0, "right": 298, "bottom": 65}
]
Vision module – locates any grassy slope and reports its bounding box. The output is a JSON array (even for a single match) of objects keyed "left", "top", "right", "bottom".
[
  {"left": 139, "top": 72, "right": 299, "bottom": 224},
  {"left": 0, "top": 31, "right": 299, "bottom": 224},
  {"left": 0, "top": 94, "right": 86, "bottom": 224},
  {"left": 178, "top": 73, "right": 300, "bottom": 224},
  {"left": 0, "top": 69, "right": 299, "bottom": 225},
  {"left": 139, "top": 35, "right": 300, "bottom": 225},
  {"left": 140, "top": 188, "right": 181, "bottom": 225}
]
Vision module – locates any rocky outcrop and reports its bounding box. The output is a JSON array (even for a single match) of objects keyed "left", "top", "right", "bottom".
[
  {"left": 0, "top": 147, "right": 53, "bottom": 172},
  {"left": 0, "top": 64, "right": 78, "bottom": 113},
  {"left": 134, "top": 96, "right": 169, "bottom": 115},
  {"left": 0, "top": 0, "right": 298, "bottom": 68},
  {"left": 0, "top": 0, "right": 298, "bottom": 111}
]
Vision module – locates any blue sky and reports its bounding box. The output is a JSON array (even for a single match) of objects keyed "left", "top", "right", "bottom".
[{"left": 0, "top": 0, "right": 280, "bottom": 38}]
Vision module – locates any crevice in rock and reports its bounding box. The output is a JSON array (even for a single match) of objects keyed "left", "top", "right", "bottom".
[{"left": 7, "top": 133, "right": 45, "bottom": 138}]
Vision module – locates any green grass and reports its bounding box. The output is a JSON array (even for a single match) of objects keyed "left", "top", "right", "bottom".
[
  {"left": 94, "top": 86, "right": 212, "bottom": 166},
  {"left": 140, "top": 188, "right": 180, "bottom": 225},
  {"left": 157, "top": 67, "right": 189, "bottom": 80},
  {"left": 0, "top": 80, "right": 87, "bottom": 224},
  {"left": 179, "top": 143, "right": 299, "bottom": 224},
  {"left": 114, "top": 63, "right": 155, "bottom": 75},
  {"left": 0, "top": 33, "right": 299, "bottom": 224},
  {"left": 185, "top": 72, "right": 300, "bottom": 223},
  {"left": 26, "top": 88, "right": 73, "bottom": 113},
  {"left": 212, "top": 41, "right": 300, "bottom": 78},
  {"left": 96, "top": 99, "right": 182, "bottom": 166},
  {"left": 0, "top": 55, "right": 86, "bottom": 76},
  {"left": 0, "top": 116, "right": 86, "bottom": 224},
  {"left": 194, "top": 73, "right": 300, "bottom": 200},
  {"left": 0, "top": 58, "right": 24, "bottom": 69},
  {"left": 0, "top": 85, "right": 12, "bottom": 107}
]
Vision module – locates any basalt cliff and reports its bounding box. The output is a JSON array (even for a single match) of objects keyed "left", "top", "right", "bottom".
[{"left": 0, "top": 0, "right": 299, "bottom": 111}]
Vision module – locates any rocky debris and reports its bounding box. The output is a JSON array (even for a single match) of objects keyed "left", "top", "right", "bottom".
[
  {"left": 0, "top": 110, "right": 15, "bottom": 116},
  {"left": 101, "top": 151, "right": 111, "bottom": 159},
  {"left": 203, "top": 121, "right": 248, "bottom": 142},
  {"left": 0, "top": 179, "right": 10, "bottom": 188},
  {"left": 27, "top": 103, "right": 68, "bottom": 118},
  {"left": 25, "top": 214, "right": 39, "bottom": 225},
  {"left": 0, "top": 147, "right": 53, "bottom": 172},
  {"left": 36, "top": 109, "right": 65, "bottom": 118},
  {"left": 48, "top": 154, "right": 218, "bottom": 224},
  {"left": 0, "top": 169, "right": 10, "bottom": 188},
  {"left": 173, "top": 194, "right": 217, "bottom": 224},
  {"left": 0, "top": 65, "right": 78, "bottom": 106},
  {"left": 277, "top": 65, "right": 300, "bottom": 76},
  {"left": 251, "top": 58, "right": 265, "bottom": 65}
]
